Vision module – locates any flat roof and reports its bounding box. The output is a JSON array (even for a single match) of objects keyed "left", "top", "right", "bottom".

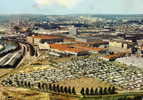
[
  {"left": 32, "top": 35, "right": 63, "bottom": 39},
  {"left": 73, "top": 45, "right": 106, "bottom": 52},
  {"left": 50, "top": 44, "right": 87, "bottom": 53},
  {"left": 72, "top": 41, "right": 109, "bottom": 47},
  {"left": 104, "top": 52, "right": 126, "bottom": 59}
]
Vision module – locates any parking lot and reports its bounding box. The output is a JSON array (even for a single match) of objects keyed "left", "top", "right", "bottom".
[
  {"left": 2, "top": 56, "right": 143, "bottom": 91},
  {"left": 116, "top": 56, "right": 143, "bottom": 69}
]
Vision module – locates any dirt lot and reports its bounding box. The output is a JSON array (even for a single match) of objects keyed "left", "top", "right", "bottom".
[
  {"left": 0, "top": 85, "right": 50, "bottom": 100},
  {"left": 0, "top": 69, "right": 13, "bottom": 78},
  {"left": 0, "top": 85, "right": 80, "bottom": 100},
  {"left": 56, "top": 77, "right": 112, "bottom": 93}
]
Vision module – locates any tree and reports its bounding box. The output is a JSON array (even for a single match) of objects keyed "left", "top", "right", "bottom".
[
  {"left": 103, "top": 87, "right": 108, "bottom": 95},
  {"left": 99, "top": 87, "right": 103, "bottom": 95},
  {"left": 111, "top": 86, "right": 116, "bottom": 94},
  {"left": 53, "top": 84, "right": 56, "bottom": 92},
  {"left": 90, "top": 88, "right": 94, "bottom": 95},
  {"left": 38, "top": 82, "right": 41, "bottom": 89},
  {"left": 21, "top": 81, "right": 24, "bottom": 87},
  {"left": 85, "top": 88, "right": 89, "bottom": 95},
  {"left": 80, "top": 88, "right": 85, "bottom": 95},
  {"left": 57, "top": 85, "right": 60, "bottom": 92},
  {"left": 49, "top": 84, "right": 52, "bottom": 91},
  {"left": 24, "top": 81, "right": 28, "bottom": 88},
  {"left": 68, "top": 86, "right": 72, "bottom": 94},
  {"left": 95, "top": 88, "right": 98, "bottom": 95},
  {"left": 60, "top": 86, "right": 64, "bottom": 93},
  {"left": 27, "top": 81, "right": 31, "bottom": 88},
  {"left": 64, "top": 86, "right": 68, "bottom": 93},
  {"left": 72, "top": 87, "right": 76, "bottom": 95},
  {"left": 108, "top": 87, "right": 112, "bottom": 94}
]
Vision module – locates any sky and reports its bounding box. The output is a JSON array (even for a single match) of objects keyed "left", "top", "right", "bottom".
[{"left": 0, "top": 0, "right": 143, "bottom": 15}]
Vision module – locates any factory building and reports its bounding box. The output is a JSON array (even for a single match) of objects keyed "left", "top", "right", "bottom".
[
  {"left": 85, "top": 41, "right": 109, "bottom": 48},
  {"left": 27, "top": 35, "right": 64, "bottom": 45},
  {"left": 76, "top": 37, "right": 101, "bottom": 42},
  {"left": 72, "top": 45, "right": 108, "bottom": 54},
  {"left": 49, "top": 44, "right": 88, "bottom": 56},
  {"left": 27, "top": 35, "right": 64, "bottom": 50},
  {"left": 68, "top": 26, "right": 79, "bottom": 35},
  {"left": 101, "top": 52, "right": 127, "bottom": 61},
  {"left": 108, "top": 39, "right": 132, "bottom": 53},
  {"left": 72, "top": 41, "right": 109, "bottom": 49}
]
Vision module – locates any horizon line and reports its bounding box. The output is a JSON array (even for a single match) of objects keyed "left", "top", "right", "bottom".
[{"left": 0, "top": 13, "right": 143, "bottom": 16}]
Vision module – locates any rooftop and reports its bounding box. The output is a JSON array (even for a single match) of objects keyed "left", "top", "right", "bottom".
[
  {"left": 49, "top": 44, "right": 87, "bottom": 53},
  {"left": 73, "top": 45, "right": 106, "bottom": 52},
  {"left": 32, "top": 35, "right": 63, "bottom": 40},
  {"left": 104, "top": 52, "right": 127, "bottom": 59}
]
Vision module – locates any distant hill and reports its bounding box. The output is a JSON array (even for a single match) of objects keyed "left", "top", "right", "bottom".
[{"left": 0, "top": 14, "right": 143, "bottom": 24}]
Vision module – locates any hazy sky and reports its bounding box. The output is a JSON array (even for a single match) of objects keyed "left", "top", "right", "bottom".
[{"left": 0, "top": 0, "right": 143, "bottom": 14}]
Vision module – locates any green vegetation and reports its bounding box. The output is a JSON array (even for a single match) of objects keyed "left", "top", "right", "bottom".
[
  {"left": 0, "top": 31, "right": 5, "bottom": 34},
  {"left": 80, "top": 87, "right": 116, "bottom": 96}
]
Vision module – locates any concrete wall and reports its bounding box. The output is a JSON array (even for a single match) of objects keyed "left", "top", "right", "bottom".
[
  {"left": 109, "top": 41, "right": 122, "bottom": 48},
  {"left": 39, "top": 43, "right": 50, "bottom": 50}
]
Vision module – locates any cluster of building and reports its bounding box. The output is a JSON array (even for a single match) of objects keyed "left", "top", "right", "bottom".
[
  {"left": 26, "top": 33, "right": 138, "bottom": 62},
  {"left": 26, "top": 34, "right": 110, "bottom": 57},
  {"left": 10, "top": 16, "right": 143, "bottom": 62},
  {"left": 23, "top": 18, "right": 143, "bottom": 70},
  {"left": 116, "top": 56, "right": 143, "bottom": 69}
]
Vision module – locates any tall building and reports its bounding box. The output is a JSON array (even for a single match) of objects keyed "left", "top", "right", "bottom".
[{"left": 69, "top": 26, "right": 78, "bottom": 35}]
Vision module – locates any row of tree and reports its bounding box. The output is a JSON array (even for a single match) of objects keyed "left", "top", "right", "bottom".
[
  {"left": 16, "top": 80, "right": 32, "bottom": 88},
  {"left": 80, "top": 87, "right": 116, "bottom": 95},
  {"left": 15, "top": 81, "right": 116, "bottom": 96},
  {"left": 15, "top": 81, "right": 76, "bottom": 95},
  {"left": 37, "top": 83, "right": 76, "bottom": 95}
]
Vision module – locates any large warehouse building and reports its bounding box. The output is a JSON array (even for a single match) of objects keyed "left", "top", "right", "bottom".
[
  {"left": 27, "top": 35, "right": 64, "bottom": 45},
  {"left": 49, "top": 44, "right": 89, "bottom": 56}
]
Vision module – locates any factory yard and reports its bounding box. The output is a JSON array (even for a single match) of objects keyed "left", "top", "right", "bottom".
[
  {"left": 116, "top": 56, "right": 143, "bottom": 69},
  {"left": 2, "top": 55, "right": 143, "bottom": 93}
]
